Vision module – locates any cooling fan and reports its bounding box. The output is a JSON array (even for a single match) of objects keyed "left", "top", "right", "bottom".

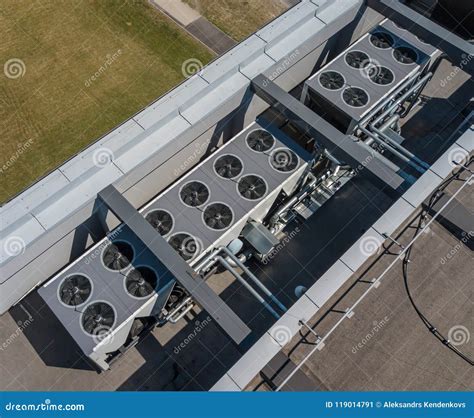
[
  {"left": 370, "top": 32, "right": 394, "bottom": 49},
  {"left": 125, "top": 267, "right": 157, "bottom": 298},
  {"left": 203, "top": 203, "right": 233, "bottom": 230},
  {"left": 393, "top": 46, "right": 417, "bottom": 64},
  {"left": 168, "top": 233, "right": 199, "bottom": 261},
  {"left": 238, "top": 175, "right": 267, "bottom": 200},
  {"left": 345, "top": 51, "right": 370, "bottom": 69},
  {"left": 180, "top": 181, "right": 210, "bottom": 207},
  {"left": 270, "top": 149, "right": 298, "bottom": 172},
  {"left": 214, "top": 154, "right": 243, "bottom": 179},
  {"left": 146, "top": 209, "right": 173, "bottom": 236},
  {"left": 246, "top": 130, "right": 275, "bottom": 152},
  {"left": 368, "top": 66, "right": 394, "bottom": 85},
  {"left": 81, "top": 302, "right": 115, "bottom": 336},
  {"left": 319, "top": 71, "right": 345, "bottom": 90},
  {"left": 102, "top": 241, "right": 134, "bottom": 271},
  {"left": 342, "top": 87, "right": 369, "bottom": 107},
  {"left": 59, "top": 275, "right": 92, "bottom": 306}
]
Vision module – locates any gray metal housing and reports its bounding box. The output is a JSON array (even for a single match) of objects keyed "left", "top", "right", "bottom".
[
  {"left": 1, "top": 0, "right": 379, "bottom": 315},
  {"left": 303, "top": 18, "right": 432, "bottom": 133}
]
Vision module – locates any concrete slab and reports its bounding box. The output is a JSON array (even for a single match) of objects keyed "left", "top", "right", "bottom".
[
  {"left": 402, "top": 169, "right": 443, "bottom": 208},
  {"left": 227, "top": 333, "right": 281, "bottom": 389},
  {"left": 372, "top": 197, "right": 416, "bottom": 237},
  {"left": 268, "top": 295, "right": 319, "bottom": 347},
  {"left": 151, "top": 0, "right": 200, "bottom": 26},
  {"left": 187, "top": 17, "right": 237, "bottom": 55},
  {"left": 340, "top": 228, "right": 386, "bottom": 273},
  {"left": 210, "top": 373, "right": 240, "bottom": 392},
  {"left": 305, "top": 260, "right": 354, "bottom": 308}
]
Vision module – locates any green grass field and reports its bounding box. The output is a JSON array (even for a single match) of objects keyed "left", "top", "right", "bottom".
[
  {"left": 0, "top": 0, "right": 214, "bottom": 203},
  {"left": 183, "top": 0, "right": 288, "bottom": 41}
]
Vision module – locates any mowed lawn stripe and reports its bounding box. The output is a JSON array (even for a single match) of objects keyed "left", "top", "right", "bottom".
[{"left": 0, "top": 0, "right": 214, "bottom": 203}]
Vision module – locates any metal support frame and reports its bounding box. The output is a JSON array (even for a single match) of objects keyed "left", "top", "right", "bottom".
[
  {"left": 367, "top": 0, "right": 474, "bottom": 75},
  {"left": 194, "top": 246, "right": 287, "bottom": 318},
  {"left": 251, "top": 74, "right": 406, "bottom": 191},
  {"left": 97, "top": 185, "right": 251, "bottom": 345}
]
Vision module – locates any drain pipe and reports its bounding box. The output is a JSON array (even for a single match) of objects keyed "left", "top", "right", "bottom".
[
  {"left": 193, "top": 246, "right": 287, "bottom": 315},
  {"left": 371, "top": 125, "right": 430, "bottom": 170},
  {"left": 365, "top": 113, "right": 399, "bottom": 145},
  {"left": 214, "top": 256, "right": 280, "bottom": 319},
  {"left": 193, "top": 248, "right": 221, "bottom": 273},
  {"left": 370, "top": 73, "right": 432, "bottom": 127},
  {"left": 378, "top": 114, "right": 400, "bottom": 134},
  {"left": 358, "top": 71, "right": 421, "bottom": 127},
  {"left": 358, "top": 125, "right": 426, "bottom": 174},
  {"left": 220, "top": 246, "right": 287, "bottom": 313}
]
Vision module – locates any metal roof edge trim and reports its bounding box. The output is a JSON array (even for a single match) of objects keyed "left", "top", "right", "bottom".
[{"left": 0, "top": 2, "right": 309, "bottom": 207}]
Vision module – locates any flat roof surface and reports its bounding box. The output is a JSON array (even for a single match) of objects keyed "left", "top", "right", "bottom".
[
  {"left": 247, "top": 170, "right": 473, "bottom": 391},
  {"left": 0, "top": 24, "right": 472, "bottom": 392}
]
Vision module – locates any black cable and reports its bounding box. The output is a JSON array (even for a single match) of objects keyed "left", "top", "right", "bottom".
[{"left": 401, "top": 159, "right": 473, "bottom": 366}]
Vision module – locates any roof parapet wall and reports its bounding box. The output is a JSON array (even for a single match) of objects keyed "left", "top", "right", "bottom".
[{"left": 0, "top": 0, "right": 366, "bottom": 314}]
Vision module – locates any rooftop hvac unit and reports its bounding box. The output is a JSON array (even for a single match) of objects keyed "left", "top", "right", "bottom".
[
  {"left": 39, "top": 119, "right": 312, "bottom": 370},
  {"left": 303, "top": 18, "right": 438, "bottom": 134}
]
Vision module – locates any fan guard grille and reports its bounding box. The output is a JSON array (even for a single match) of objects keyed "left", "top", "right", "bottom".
[
  {"left": 59, "top": 275, "right": 92, "bottom": 306},
  {"left": 146, "top": 210, "right": 173, "bottom": 236},
  {"left": 246, "top": 130, "right": 275, "bottom": 152},
  {"left": 102, "top": 241, "right": 134, "bottom": 271},
  {"left": 345, "top": 51, "right": 370, "bottom": 69},
  {"left": 180, "top": 181, "right": 210, "bottom": 207},
  {"left": 342, "top": 87, "right": 369, "bottom": 107},
  {"left": 203, "top": 203, "right": 233, "bottom": 230},
  {"left": 125, "top": 267, "right": 158, "bottom": 298},
  {"left": 368, "top": 66, "right": 394, "bottom": 85},
  {"left": 214, "top": 154, "right": 243, "bottom": 179},
  {"left": 168, "top": 233, "right": 199, "bottom": 261},
  {"left": 370, "top": 32, "right": 394, "bottom": 49},
  {"left": 393, "top": 46, "right": 417, "bottom": 64},
  {"left": 81, "top": 302, "right": 116, "bottom": 336},
  {"left": 270, "top": 149, "right": 299, "bottom": 172},
  {"left": 319, "top": 71, "right": 345, "bottom": 90},
  {"left": 237, "top": 175, "right": 267, "bottom": 200}
]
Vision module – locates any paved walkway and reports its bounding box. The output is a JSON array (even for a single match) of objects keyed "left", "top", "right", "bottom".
[{"left": 150, "top": 0, "right": 237, "bottom": 55}]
